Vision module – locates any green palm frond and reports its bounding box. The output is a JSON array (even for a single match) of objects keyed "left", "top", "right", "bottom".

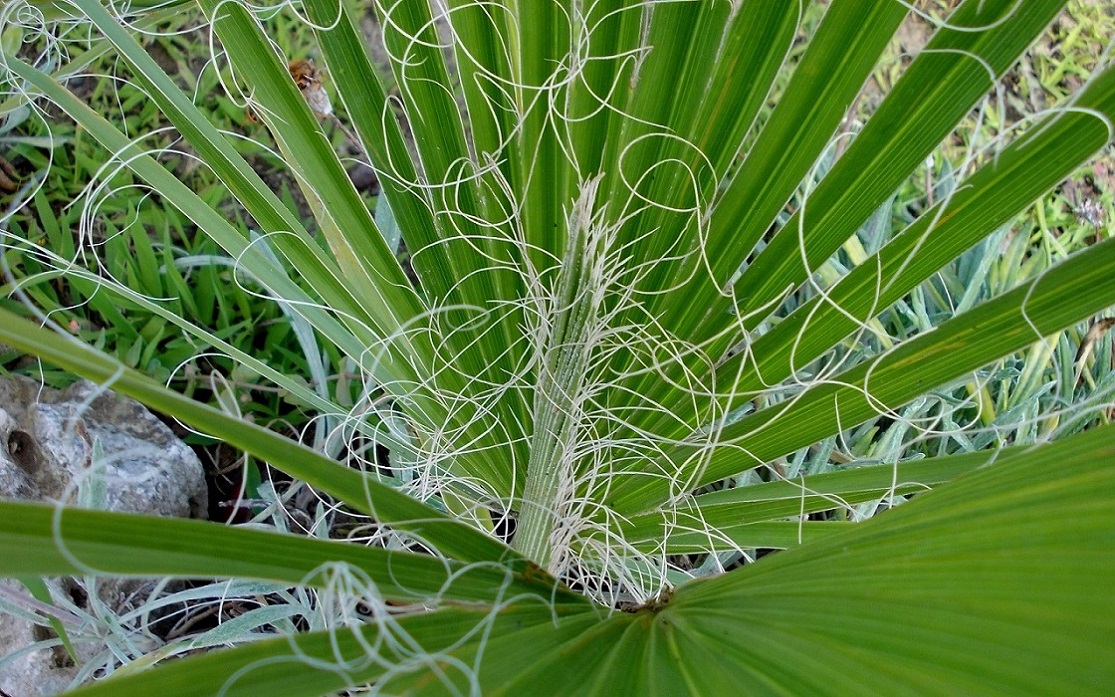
[{"left": 1, "top": 0, "right": 1113, "bottom": 693}]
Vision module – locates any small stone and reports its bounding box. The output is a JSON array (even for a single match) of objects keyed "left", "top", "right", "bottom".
[{"left": 349, "top": 164, "right": 381, "bottom": 195}]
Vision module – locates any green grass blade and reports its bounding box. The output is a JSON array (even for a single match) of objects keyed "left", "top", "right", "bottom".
[
  {"left": 700, "top": 238, "right": 1115, "bottom": 496},
  {"left": 680, "top": 447, "right": 991, "bottom": 523},
  {"left": 7, "top": 257, "right": 395, "bottom": 449},
  {"left": 308, "top": 0, "right": 532, "bottom": 468},
  {"left": 665, "top": 0, "right": 909, "bottom": 340},
  {"left": 509, "top": 0, "right": 572, "bottom": 262},
  {"left": 317, "top": 0, "right": 527, "bottom": 391},
  {"left": 193, "top": 0, "right": 424, "bottom": 338},
  {"left": 606, "top": 0, "right": 798, "bottom": 278},
  {"left": 612, "top": 232, "right": 1115, "bottom": 512},
  {"left": 0, "top": 309, "right": 524, "bottom": 568},
  {"left": 732, "top": 0, "right": 1067, "bottom": 325},
  {"left": 650, "top": 521, "right": 849, "bottom": 555},
  {"left": 708, "top": 64, "right": 1115, "bottom": 410},
  {"left": 25, "top": 0, "right": 509, "bottom": 494},
  {"left": 56, "top": 0, "right": 388, "bottom": 347},
  {"left": 62, "top": 605, "right": 577, "bottom": 697},
  {"left": 0, "top": 6, "right": 183, "bottom": 113},
  {"left": 0, "top": 501, "right": 564, "bottom": 604},
  {"left": 391, "top": 423, "right": 1115, "bottom": 694},
  {"left": 623, "top": 447, "right": 997, "bottom": 553},
  {"left": 17, "top": 575, "right": 78, "bottom": 663},
  {"left": 3, "top": 55, "right": 387, "bottom": 365},
  {"left": 298, "top": 0, "right": 436, "bottom": 261}
]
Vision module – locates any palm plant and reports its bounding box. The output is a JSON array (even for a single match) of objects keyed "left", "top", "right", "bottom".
[{"left": 1, "top": 0, "right": 1114, "bottom": 692}]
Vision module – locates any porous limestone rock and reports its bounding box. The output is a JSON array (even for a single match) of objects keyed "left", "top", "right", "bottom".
[{"left": 0, "top": 375, "right": 207, "bottom": 695}]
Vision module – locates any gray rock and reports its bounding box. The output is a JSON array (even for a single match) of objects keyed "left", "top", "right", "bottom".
[
  {"left": 0, "top": 375, "right": 206, "bottom": 517},
  {"left": 0, "top": 375, "right": 207, "bottom": 695},
  {"left": 0, "top": 577, "right": 163, "bottom": 695}
]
